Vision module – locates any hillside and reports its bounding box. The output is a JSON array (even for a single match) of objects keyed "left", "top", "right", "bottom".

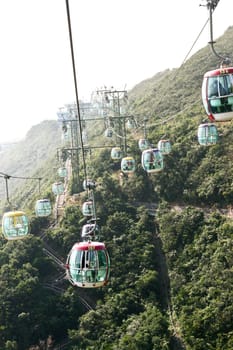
[
  {"left": 0, "top": 120, "right": 61, "bottom": 211},
  {"left": 0, "top": 26, "right": 232, "bottom": 350}
]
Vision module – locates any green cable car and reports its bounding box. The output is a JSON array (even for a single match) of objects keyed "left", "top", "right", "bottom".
[
  {"left": 105, "top": 128, "right": 113, "bottom": 137},
  {"left": 61, "top": 125, "right": 72, "bottom": 145},
  {"left": 82, "top": 201, "right": 94, "bottom": 217},
  {"left": 141, "top": 148, "right": 164, "bottom": 173},
  {"left": 52, "top": 182, "right": 64, "bottom": 195},
  {"left": 138, "top": 138, "right": 150, "bottom": 151},
  {"left": 83, "top": 179, "right": 96, "bottom": 191},
  {"left": 157, "top": 139, "right": 172, "bottom": 155},
  {"left": 111, "top": 147, "right": 123, "bottom": 160},
  {"left": 121, "top": 156, "right": 136, "bottom": 174},
  {"left": 198, "top": 123, "right": 219, "bottom": 146},
  {"left": 35, "top": 199, "right": 52, "bottom": 217},
  {"left": 126, "top": 119, "right": 136, "bottom": 129},
  {"left": 66, "top": 241, "right": 110, "bottom": 288},
  {"left": 2, "top": 211, "right": 29, "bottom": 240},
  {"left": 58, "top": 167, "right": 67, "bottom": 178}
]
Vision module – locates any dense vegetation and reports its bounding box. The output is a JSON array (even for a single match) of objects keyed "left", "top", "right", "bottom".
[{"left": 0, "top": 27, "right": 233, "bottom": 349}]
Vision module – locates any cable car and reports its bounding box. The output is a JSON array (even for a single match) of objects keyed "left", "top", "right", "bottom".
[
  {"left": 105, "top": 128, "right": 113, "bottom": 138},
  {"left": 82, "top": 130, "right": 88, "bottom": 143},
  {"left": 197, "top": 123, "right": 219, "bottom": 146},
  {"left": 121, "top": 156, "right": 136, "bottom": 174},
  {"left": 202, "top": 67, "right": 233, "bottom": 122},
  {"left": 35, "top": 199, "right": 52, "bottom": 217},
  {"left": 138, "top": 138, "right": 151, "bottom": 151},
  {"left": 65, "top": 241, "right": 110, "bottom": 288},
  {"left": 126, "top": 119, "right": 136, "bottom": 129},
  {"left": 83, "top": 179, "right": 96, "bottom": 191},
  {"left": 157, "top": 139, "right": 172, "bottom": 155},
  {"left": 82, "top": 201, "right": 94, "bottom": 217},
  {"left": 141, "top": 148, "right": 164, "bottom": 173},
  {"left": 52, "top": 182, "right": 64, "bottom": 195},
  {"left": 58, "top": 167, "right": 67, "bottom": 178},
  {"left": 61, "top": 124, "right": 72, "bottom": 144},
  {"left": 81, "top": 223, "right": 100, "bottom": 239},
  {"left": 2, "top": 211, "right": 29, "bottom": 240},
  {"left": 111, "top": 147, "right": 123, "bottom": 160}
]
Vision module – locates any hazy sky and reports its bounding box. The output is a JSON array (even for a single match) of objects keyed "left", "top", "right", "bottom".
[{"left": 0, "top": 0, "right": 232, "bottom": 142}]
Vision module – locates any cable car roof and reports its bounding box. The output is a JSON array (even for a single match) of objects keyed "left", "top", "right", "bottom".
[
  {"left": 3, "top": 211, "right": 26, "bottom": 217},
  {"left": 71, "top": 241, "right": 106, "bottom": 251},
  {"left": 204, "top": 67, "right": 233, "bottom": 77}
]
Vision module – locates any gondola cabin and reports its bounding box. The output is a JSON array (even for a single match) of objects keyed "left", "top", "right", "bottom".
[
  {"left": 2, "top": 211, "right": 29, "bottom": 240},
  {"left": 66, "top": 241, "right": 110, "bottom": 288},
  {"left": 105, "top": 128, "right": 113, "bottom": 138},
  {"left": 138, "top": 138, "right": 150, "bottom": 151},
  {"left": 52, "top": 182, "right": 64, "bottom": 195},
  {"left": 121, "top": 156, "right": 136, "bottom": 174},
  {"left": 81, "top": 224, "right": 96, "bottom": 239},
  {"left": 111, "top": 147, "right": 123, "bottom": 160},
  {"left": 58, "top": 167, "right": 67, "bottom": 178},
  {"left": 83, "top": 179, "right": 96, "bottom": 191},
  {"left": 126, "top": 119, "right": 136, "bottom": 129},
  {"left": 35, "top": 199, "right": 52, "bottom": 217},
  {"left": 82, "top": 201, "right": 94, "bottom": 217},
  {"left": 197, "top": 123, "right": 219, "bottom": 146},
  {"left": 141, "top": 148, "right": 164, "bottom": 173},
  {"left": 82, "top": 130, "right": 88, "bottom": 143},
  {"left": 157, "top": 139, "right": 172, "bottom": 155},
  {"left": 202, "top": 67, "right": 233, "bottom": 122},
  {"left": 61, "top": 125, "right": 72, "bottom": 145}
]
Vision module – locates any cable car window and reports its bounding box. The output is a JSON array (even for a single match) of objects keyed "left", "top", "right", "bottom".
[
  {"left": 97, "top": 251, "right": 108, "bottom": 281},
  {"left": 208, "top": 77, "right": 227, "bottom": 98},
  {"left": 98, "top": 250, "right": 107, "bottom": 267}
]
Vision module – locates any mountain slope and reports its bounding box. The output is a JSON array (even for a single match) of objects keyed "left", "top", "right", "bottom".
[{"left": 0, "top": 120, "right": 61, "bottom": 211}]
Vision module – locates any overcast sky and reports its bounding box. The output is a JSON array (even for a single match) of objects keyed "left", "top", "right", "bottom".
[{"left": 0, "top": 0, "right": 232, "bottom": 142}]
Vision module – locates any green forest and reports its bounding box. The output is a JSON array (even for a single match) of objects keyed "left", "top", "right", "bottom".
[{"left": 0, "top": 25, "right": 233, "bottom": 350}]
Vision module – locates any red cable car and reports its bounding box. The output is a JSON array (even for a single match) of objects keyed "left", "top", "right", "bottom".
[
  {"left": 202, "top": 67, "right": 233, "bottom": 122},
  {"left": 65, "top": 241, "right": 110, "bottom": 288}
]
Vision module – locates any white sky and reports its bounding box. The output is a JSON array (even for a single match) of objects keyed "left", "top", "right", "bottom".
[{"left": 0, "top": 0, "right": 232, "bottom": 142}]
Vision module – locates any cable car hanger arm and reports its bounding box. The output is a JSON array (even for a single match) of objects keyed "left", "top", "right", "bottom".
[{"left": 205, "top": 0, "right": 231, "bottom": 64}]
